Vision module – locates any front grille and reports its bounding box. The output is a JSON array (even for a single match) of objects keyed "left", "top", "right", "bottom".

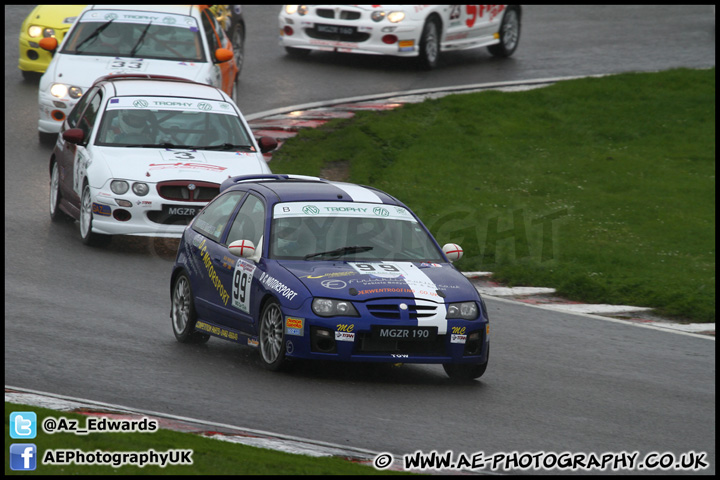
[
  {"left": 316, "top": 8, "right": 361, "bottom": 20},
  {"left": 306, "top": 27, "right": 369, "bottom": 43},
  {"left": 367, "top": 303, "right": 438, "bottom": 320},
  {"left": 157, "top": 181, "right": 219, "bottom": 202}
]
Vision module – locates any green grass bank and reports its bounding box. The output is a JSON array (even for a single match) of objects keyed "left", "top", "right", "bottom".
[{"left": 269, "top": 68, "right": 715, "bottom": 322}]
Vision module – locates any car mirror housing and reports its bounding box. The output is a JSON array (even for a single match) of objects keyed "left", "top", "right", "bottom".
[
  {"left": 214, "top": 47, "right": 233, "bottom": 63},
  {"left": 62, "top": 128, "right": 85, "bottom": 145},
  {"left": 442, "top": 243, "right": 463, "bottom": 262},
  {"left": 229, "top": 239, "right": 256, "bottom": 258},
  {"left": 39, "top": 36, "right": 58, "bottom": 52},
  {"left": 257, "top": 136, "right": 278, "bottom": 153}
]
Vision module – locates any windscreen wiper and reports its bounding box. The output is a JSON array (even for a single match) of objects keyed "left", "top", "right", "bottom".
[
  {"left": 130, "top": 21, "right": 152, "bottom": 57},
  {"left": 304, "top": 246, "right": 374, "bottom": 260},
  {"left": 197, "top": 143, "right": 255, "bottom": 151},
  {"left": 75, "top": 19, "right": 114, "bottom": 52}
]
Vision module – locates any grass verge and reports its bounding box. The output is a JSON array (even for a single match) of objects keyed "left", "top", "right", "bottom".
[
  {"left": 5, "top": 402, "right": 405, "bottom": 475},
  {"left": 269, "top": 68, "right": 715, "bottom": 323}
]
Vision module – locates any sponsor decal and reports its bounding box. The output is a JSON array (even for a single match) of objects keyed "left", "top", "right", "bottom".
[
  {"left": 274, "top": 202, "right": 414, "bottom": 221},
  {"left": 92, "top": 203, "right": 111, "bottom": 216},
  {"left": 451, "top": 334, "right": 467, "bottom": 344},
  {"left": 247, "top": 338, "right": 259, "bottom": 348},
  {"left": 148, "top": 162, "right": 226, "bottom": 172},
  {"left": 335, "top": 331, "right": 355, "bottom": 342},
  {"left": 321, "top": 279, "right": 346, "bottom": 289},
  {"left": 259, "top": 272, "right": 298, "bottom": 301},
  {"left": 197, "top": 238, "right": 230, "bottom": 305},
  {"left": 285, "top": 317, "right": 304, "bottom": 336},
  {"left": 195, "top": 321, "right": 239, "bottom": 341},
  {"left": 304, "top": 271, "right": 356, "bottom": 280}
]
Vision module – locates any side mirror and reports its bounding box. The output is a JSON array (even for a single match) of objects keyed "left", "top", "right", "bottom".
[
  {"left": 62, "top": 128, "right": 85, "bottom": 145},
  {"left": 39, "top": 37, "right": 58, "bottom": 52},
  {"left": 215, "top": 47, "right": 233, "bottom": 63},
  {"left": 442, "top": 243, "right": 463, "bottom": 262},
  {"left": 257, "top": 136, "right": 278, "bottom": 153},
  {"left": 229, "top": 239, "right": 256, "bottom": 258}
]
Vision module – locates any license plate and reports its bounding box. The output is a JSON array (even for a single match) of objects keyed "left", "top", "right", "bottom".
[
  {"left": 162, "top": 205, "right": 200, "bottom": 217},
  {"left": 315, "top": 24, "right": 356, "bottom": 36},
  {"left": 371, "top": 326, "right": 437, "bottom": 341}
]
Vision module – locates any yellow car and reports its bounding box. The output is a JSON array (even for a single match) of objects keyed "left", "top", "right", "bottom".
[{"left": 18, "top": 5, "right": 86, "bottom": 79}]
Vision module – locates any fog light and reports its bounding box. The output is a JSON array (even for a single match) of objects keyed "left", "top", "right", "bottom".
[
  {"left": 283, "top": 26, "right": 294, "bottom": 36},
  {"left": 311, "top": 326, "right": 337, "bottom": 353},
  {"left": 382, "top": 34, "right": 397, "bottom": 44}
]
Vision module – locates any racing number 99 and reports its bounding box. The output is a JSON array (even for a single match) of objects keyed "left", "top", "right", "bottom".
[
  {"left": 354, "top": 263, "right": 400, "bottom": 273},
  {"left": 232, "top": 268, "right": 252, "bottom": 313}
]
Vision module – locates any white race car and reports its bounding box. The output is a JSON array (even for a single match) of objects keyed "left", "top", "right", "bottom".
[
  {"left": 278, "top": 5, "right": 521, "bottom": 68},
  {"left": 38, "top": 5, "right": 242, "bottom": 144},
  {"left": 48, "top": 74, "right": 276, "bottom": 246}
]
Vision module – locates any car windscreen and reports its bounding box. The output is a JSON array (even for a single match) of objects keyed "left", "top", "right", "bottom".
[
  {"left": 95, "top": 96, "right": 255, "bottom": 149},
  {"left": 60, "top": 10, "right": 205, "bottom": 62},
  {"left": 270, "top": 202, "right": 444, "bottom": 262}
]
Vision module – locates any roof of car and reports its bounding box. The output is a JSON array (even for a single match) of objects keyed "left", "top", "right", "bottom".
[
  {"left": 220, "top": 175, "right": 403, "bottom": 206},
  {"left": 84, "top": 5, "right": 200, "bottom": 18},
  {"left": 94, "top": 75, "right": 226, "bottom": 100}
]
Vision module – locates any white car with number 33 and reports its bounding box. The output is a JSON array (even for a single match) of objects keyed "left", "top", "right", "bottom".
[
  {"left": 48, "top": 74, "right": 276, "bottom": 246},
  {"left": 279, "top": 4, "right": 521, "bottom": 68}
]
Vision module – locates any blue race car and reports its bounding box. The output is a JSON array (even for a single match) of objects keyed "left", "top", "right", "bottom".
[{"left": 170, "top": 174, "right": 489, "bottom": 379}]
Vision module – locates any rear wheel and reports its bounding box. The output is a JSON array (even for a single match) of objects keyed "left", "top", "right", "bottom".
[
  {"left": 259, "top": 299, "right": 287, "bottom": 371},
  {"left": 487, "top": 7, "right": 520, "bottom": 57},
  {"left": 171, "top": 273, "right": 210, "bottom": 343}
]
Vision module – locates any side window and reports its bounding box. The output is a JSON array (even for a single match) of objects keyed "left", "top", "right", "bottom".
[
  {"left": 66, "top": 86, "right": 99, "bottom": 129},
  {"left": 201, "top": 9, "right": 220, "bottom": 54},
  {"left": 77, "top": 90, "right": 103, "bottom": 137},
  {"left": 227, "top": 194, "right": 265, "bottom": 247},
  {"left": 192, "top": 191, "right": 245, "bottom": 242}
]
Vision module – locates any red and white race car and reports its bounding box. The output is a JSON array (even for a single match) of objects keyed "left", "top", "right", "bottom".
[{"left": 278, "top": 5, "right": 521, "bottom": 68}]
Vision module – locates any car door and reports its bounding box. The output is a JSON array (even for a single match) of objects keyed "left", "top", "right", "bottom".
[
  {"left": 55, "top": 85, "right": 102, "bottom": 208},
  {"left": 188, "top": 190, "right": 246, "bottom": 326}
]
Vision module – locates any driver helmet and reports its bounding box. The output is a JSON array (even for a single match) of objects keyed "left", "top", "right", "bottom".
[
  {"left": 118, "top": 110, "right": 150, "bottom": 135},
  {"left": 98, "top": 26, "right": 123, "bottom": 47}
]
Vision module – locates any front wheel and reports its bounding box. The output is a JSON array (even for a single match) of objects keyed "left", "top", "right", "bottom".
[
  {"left": 487, "top": 7, "right": 520, "bottom": 58},
  {"left": 49, "top": 162, "right": 69, "bottom": 222},
  {"left": 443, "top": 346, "right": 489, "bottom": 380},
  {"left": 259, "top": 299, "right": 287, "bottom": 371},
  {"left": 418, "top": 18, "right": 440, "bottom": 69},
  {"left": 171, "top": 273, "right": 210, "bottom": 344},
  {"left": 79, "top": 183, "right": 111, "bottom": 246}
]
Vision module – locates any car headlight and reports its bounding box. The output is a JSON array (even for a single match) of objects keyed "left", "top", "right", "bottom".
[
  {"left": 28, "top": 25, "right": 43, "bottom": 38},
  {"left": 285, "top": 5, "right": 307, "bottom": 15},
  {"left": 132, "top": 182, "right": 149, "bottom": 196},
  {"left": 387, "top": 11, "right": 405, "bottom": 23},
  {"left": 312, "top": 298, "right": 359, "bottom": 317},
  {"left": 110, "top": 180, "right": 129, "bottom": 195},
  {"left": 371, "top": 11, "right": 386, "bottom": 22},
  {"left": 50, "top": 84, "right": 83, "bottom": 99},
  {"left": 447, "top": 302, "right": 479, "bottom": 320}
]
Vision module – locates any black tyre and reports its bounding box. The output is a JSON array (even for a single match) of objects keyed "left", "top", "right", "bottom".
[
  {"left": 259, "top": 299, "right": 287, "bottom": 371},
  {"left": 171, "top": 273, "right": 210, "bottom": 344},
  {"left": 443, "top": 346, "right": 489, "bottom": 380},
  {"left": 418, "top": 17, "right": 441, "bottom": 69},
  {"left": 39, "top": 131, "right": 57, "bottom": 146},
  {"left": 79, "top": 182, "right": 111, "bottom": 246},
  {"left": 487, "top": 7, "right": 520, "bottom": 58},
  {"left": 49, "top": 162, "right": 69, "bottom": 222}
]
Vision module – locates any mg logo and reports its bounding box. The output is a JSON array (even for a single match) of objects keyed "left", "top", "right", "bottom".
[
  {"left": 133, "top": 99, "right": 149, "bottom": 108},
  {"left": 198, "top": 102, "right": 212, "bottom": 111},
  {"left": 187, "top": 184, "right": 196, "bottom": 191},
  {"left": 302, "top": 205, "right": 320, "bottom": 215},
  {"left": 373, "top": 207, "right": 389, "bottom": 217}
]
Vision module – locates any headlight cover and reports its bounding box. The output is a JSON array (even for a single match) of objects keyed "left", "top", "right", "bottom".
[
  {"left": 312, "top": 298, "right": 359, "bottom": 317},
  {"left": 447, "top": 302, "right": 479, "bottom": 320},
  {"left": 285, "top": 5, "right": 308, "bottom": 15},
  {"left": 110, "top": 180, "right": 129, "bottom": 195},
  {"left": 50, "top": 84, "right": 83, "bottom": 99},
  {"left": 387, "top": 11, "right": 405, "bottom": 23},
  {"left": 132, "top": 182, "right": 149, "bottom": 196}
]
